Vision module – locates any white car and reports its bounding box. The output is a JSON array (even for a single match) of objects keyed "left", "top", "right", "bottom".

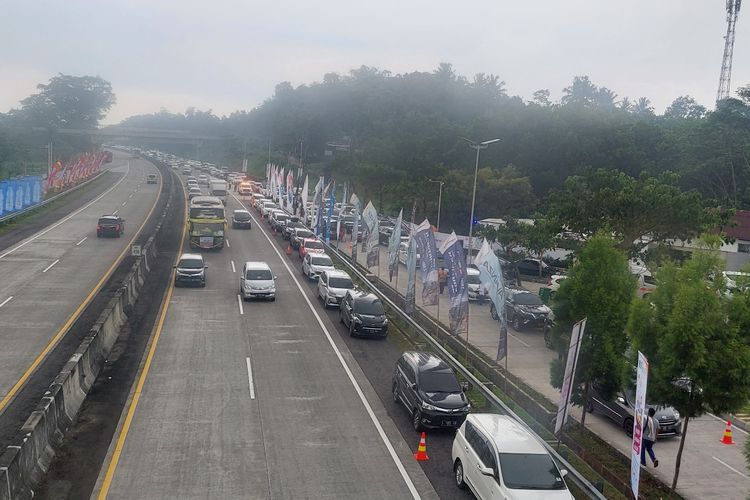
[
  {"left": 302, "top": 253, "right": 334, "bottom": 281},
  {"left": 467, "top": 267, "right": 488, "bottom": 302},
  {"left": 198, "top": 174, "right": 209, "bottom": 185},
  {"left": 239, "top": 261, "right": 276, "bottom": 301},
  {"left": 317, "top": 269, "right": 354, "bottom": 307},
  {"left": 452, "top": 414, "right": 573, "bottom": 499},
  {"left": 397, "top": 241, "right": 420, "bottom": 267}
]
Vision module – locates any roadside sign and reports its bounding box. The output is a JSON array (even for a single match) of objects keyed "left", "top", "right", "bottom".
[
  {"left": 555, "top": 318, "right": 586, "bottom": 435},
  {"left": 631, "top": 351, "right": 649, "bottom": 498},
  {"left": 131, "top": 245, "right": 142, "bottom": 256}
]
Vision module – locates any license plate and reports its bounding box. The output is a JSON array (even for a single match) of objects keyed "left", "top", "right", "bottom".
[
  {"left": 200, "top": 236, "right": 213, "bottom": 246},
  {"left": 443, "top": 420, "right": 456, "bottom": 426}
]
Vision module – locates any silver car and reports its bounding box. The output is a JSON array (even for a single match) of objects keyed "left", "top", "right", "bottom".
[
  {"left": 317, "top": 269, "right": 354, "bottom": 307},
  {"left": 239, "top": 261, "right": 276, "bottom": 301},
  {"left": 302, "top": 253, "right": 334, "bottom": 281}
]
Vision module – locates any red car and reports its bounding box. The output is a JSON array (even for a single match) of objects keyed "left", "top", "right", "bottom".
[{"left": 299, "top": 238, "right": 325, "bottom": 259}]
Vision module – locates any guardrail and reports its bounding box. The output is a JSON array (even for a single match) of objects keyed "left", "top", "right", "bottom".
[
  {"left": 321, "top": 241, "right": 607, "bottom": 500},
  {"left": 0, "top": 171, "right": 106, "bottom": 225}
]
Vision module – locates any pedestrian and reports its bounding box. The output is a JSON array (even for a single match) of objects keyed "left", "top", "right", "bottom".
[
  {"left": 641, "top": 407, "right": 659, "bottom": 468},
  {"left": 438, "top": 267, "right": 448, "bottom": 294}
]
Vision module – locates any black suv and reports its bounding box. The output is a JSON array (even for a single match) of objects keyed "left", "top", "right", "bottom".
[
  {"left": 493, "top": 289, "right": 552, "bottom": 331},
  {"left": 392, "top": 351, "right": 471, "bottom": 431},
  {"left": 339, "top": 290, "right": 388, "bottom": 337},
  {"left": 231, "top": 209, "right": 252, "bottom": 229},
  {"left": 97, "top": 215, "right": 125, "bottom": 237}
]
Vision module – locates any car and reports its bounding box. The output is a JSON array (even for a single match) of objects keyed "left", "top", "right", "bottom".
[
  {"left": 97, "top": 215, "right": 125, "bottom": 237},
  {"left": 282, "top": 218, "right": 305, "bottom": 240},
  {"left": 299, "top": 237, "right": 325, "bottom": 259},
  {"left": 232, "top": 209, "right": 252, "bottom": 229},
  {"left": 398, "top": 241, "right": 420, "bottom": 267},
  {"left": 587, "top": 385, "right": 682, "bottom": 437},
  {"left": 260, "top": 201, "right": 277, "bottom": 218},
  {"left": 317, "top": 269, "right": 354, "bottom": 307},
  {"left": 188, "top": 187, "right": 203, "bottom": 200},
  {"left": 270, "top": 210, "right": 289, "bottom": 231},
  {"left": 379, "top": 222, "right": 395, "bottom": 245},
  {"left": 198, "top": 174, "right": 209, "bottom": 185},
  {"left": 467, "top": 268, "right": 488, "bottom": 303},
  {"left": 452, "top": 414, "right": 573, "bottom": 499},
  {"left": 186, "top": 180, "right": 198, "bottom": 189},
  {"left": 239, "top": 261, "right": 276, "bottom": 301},
  {"left": 181, "top": 166, "right": 191, "bottom": 175},
  {"left": 290, "top": 227, "right": 314, "bottom": 249},
  {"left": 302, "top": 252, "right": 334, "bottom": 281},
  {"left": 493, "top": 289, "right": 551, "bottom": 331},
  {"left": 392, "top": 351, "right": 470, "bottom": 431},
  {"left": 339, "top": 289, "right": 388, "bottom": 338},
  {"left": 516, "top": 258, "right": 554, "bottom": 277},
  {"left": 174, "top": 253, "right": 207, "bottom": 287},
  {"left": 146, "top": 173, "right": 158, "bottom": 184}
]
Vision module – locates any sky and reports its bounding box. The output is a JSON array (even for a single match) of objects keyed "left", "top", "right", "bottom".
[{"left": 1, "top": 0, "right": 747, "bottom": 124}]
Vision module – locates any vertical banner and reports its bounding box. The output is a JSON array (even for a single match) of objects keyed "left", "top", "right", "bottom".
[
  {"left": 405, "top": 228, "right": 417, "bottom": 315},
  {"left": 0, "top": 181, "right": 5, "bottom": 216},
  {"left": 555, "top": 318, "right": 587, "bottom": 435},
  {"left": 4, "top": 181, "right": 14, "bottom": 214},
  {"left": 631, "top": 351, "right": 650, "bottom": 499},
  {"left": 313, "top": 178, "right": 324, "bottom": 236},
  {"left": 475, "top": 239, "right": 508, "bottom": 358},
  {"left": 351, "top": 194, "right": 360, "bottom": 262},
  {"left": 14, "top": 181, "right": 23, "bottom": 211},
  {"left": 326, "top": 186, "right": 335, "bottom": 244},
  {"left": 362, "top": 201, "right": 379, "bottom": 268},
  {"left": 300, "top": 175, "right": 309, "bottom": 218},
  {"left": 413, "top": 219, "right": 439, "bottom": 306},
  {"left": 388, "top": 209, "right": 403, "bottom": 281},
  {"left": 439, "top": 232, "right": 469, "bottom": 335}
]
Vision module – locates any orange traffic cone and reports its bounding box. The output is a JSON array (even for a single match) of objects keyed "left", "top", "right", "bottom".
[
  {"left": 286, "top": 243, "right": 292, "bottom": 256},
  {"left": 721, "top": 420, "right": 735, "bottom": 445},
  {"left": 414, "top": 432, "right": 429, "bottom": 461}
]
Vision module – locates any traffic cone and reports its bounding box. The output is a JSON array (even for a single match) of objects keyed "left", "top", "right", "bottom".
[
  {"left": 286, "top": 243, "right": 292, "bottom": 256},
  {"left": 414, "top": 432, "right": 429, "bottom": 461},
  {"left": 721, "top": 420, "right": 735, "bottom": 445}
]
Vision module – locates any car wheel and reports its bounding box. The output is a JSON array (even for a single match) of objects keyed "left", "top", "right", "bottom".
[
  {"left": 96, "top": 231, "right": 101, "bottom": 238},
  {"left": 490, "top": 303, "right": 498, "bottom": 320},
  {"left": 201, "top": 281, "right": 206, "bottom": 288},
  {"left": 339, "top": 309, "right": 344, "bottom": 324},
  {"left": 349, "top": 321, "right": 356, "bottom": 337},
  {"left": 624, "top": 417, "right": 634, "bottom": 437},
  {"left": 513, "top": 315, "right": 522, "bottom": 331},
  {"left": 412, "top": 408, "right": 423, "bottom": 431},
  {"left": 454, "top": 460, "right": 467, "bottom": 490},
  {"left": 392, "top": 382, "right": 399, "bottom": 404}
]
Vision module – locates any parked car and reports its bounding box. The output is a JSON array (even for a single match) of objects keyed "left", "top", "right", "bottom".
[
  {"left": 339, "top": 289, "right": 388, "bottom": 338},
  {"left": 392, "top": 351, "right": 471, "bottom": 431},
  {"left": 379, "top": 222, "right": 395, "bottom": 245},
  {"left": 398, "top": 241, "right": 420, "bottom": 267},
  {"left": 302, "top": 252, "right": 334, "bottom": 280},
  {"left": 587, "top": 385, "right": 681, "bottom": 437},
  {"left": 231, "top": 209, "right": 252, "bottom": 229},
  {"left": 290, "top": 228, "right": 314, "bottom": 249},
  {"left": 146, "top": 173, "right": 158, "bottom": 184},
  {"left": 467, "top": 268, "right": 488, "bottom": 303},
  {"left": 636, "top": 272, "right": 657, "bottom": 298},
  {"left": 283, "top": 220, "right": 306, "bottom": 240},
  {"left": 239, "top": 261, "right": 276, "bottom": 301},
  {"left": 298, "top": 237, "right": 325, "bottom": 259},
  {"left": 174, "top": 253, "right": 207, "bottom": 287},
  {"left": 317, "top": 269, "right": 354, "bottom": 307},
  {"left": 492, "top": 289, "right": 552, "bottom": 331},
  {"left": 96, "top": 215, "right": 125, "bottom": 237},
  {"left": 452, "top": 414, "right": 573, "bottom": 499},
  {"left": 516, "top": 258, "right": 554, "bottom": 277}
]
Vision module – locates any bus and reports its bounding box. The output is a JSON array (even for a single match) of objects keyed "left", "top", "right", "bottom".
[{"left": 188, "top": 196, "right": 226, "bottom": 249}]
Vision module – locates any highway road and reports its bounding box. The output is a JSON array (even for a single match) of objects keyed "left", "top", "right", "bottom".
[
  {"left": 0, "top": 150, "right": 161, "bottom": 415},
  {"left": 95, "top": 189, "right": 438, "bottom": 499}
]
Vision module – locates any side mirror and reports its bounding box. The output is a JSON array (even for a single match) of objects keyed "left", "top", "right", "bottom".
[
  {"left": 204, "top": 265, "right": 208, "bottom": 269},
  {"left": 560, "top": 469, "right": 568, "bottom": 478},
  {"left": 616, "top": 396, "right": 626, "bottom": 405},
  {"left": 478, "top": 466, "right": 495, "bottom": 477},
  {"left": 172, "top": 265, "right": 177, "bottom": 269},
  {"left": 411, "top": 383, "right": 418, "bottom": 390},
  {"left": 274, "top": 275, "right": 278, "bottom": 279}
]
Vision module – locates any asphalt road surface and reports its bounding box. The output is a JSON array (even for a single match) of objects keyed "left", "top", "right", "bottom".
[
  {"left": 95, "top": 189, "right": 438, "bottom": 499},
  {"left": 0, "top": 151, "right": 161, "bottom": 414}
]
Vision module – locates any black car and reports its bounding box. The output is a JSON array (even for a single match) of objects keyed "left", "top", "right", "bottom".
[
  {"left": 231, "top": 209, "right": 252, "bottom": 229},
  {"left": 392, "top": 351, "right": 471, "bottom": 431},
  {"left": 174, "top": 253, "right": 207, "bottom": 287},
  {"left": 97, "top": 215, "right": 125, "bottom": 237},
  {"left": 587, "top": 385, "right": 682, "bottom": 438},
  {"left": 339, "top": 289, "right": 388, "bottom": 337},
  {"left": 283, "top": 219, "right": 305, "bottom": 240},
  {"left": 516, "top": 258, "right": 554, "bottom": 277},
  {"left": 379, "top": 225, "right": 394, "bottom": 245},
  {"left": 492, "top": 289, "right": 552, "bottom": 330}
]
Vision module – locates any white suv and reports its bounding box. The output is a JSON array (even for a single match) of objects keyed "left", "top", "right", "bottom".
[
  {"left": 302, "top": 252, "right": 334, "bottom": 281},
  {"left": 452, "top": 414, "right": 572, "bottom": 499},
  {"left": 317, "top": 269, "right": 354, "bottom": 307}
]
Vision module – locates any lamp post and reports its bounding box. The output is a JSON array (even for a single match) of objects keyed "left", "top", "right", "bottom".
[
  {"left": 463, "top": 138, "right": 500, "bottom": 264},
  {"left": 427, "top": 179, "right": 445, "bottom": 231}
]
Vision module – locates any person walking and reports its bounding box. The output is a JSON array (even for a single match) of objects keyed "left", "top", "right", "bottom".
[
  {"left": 641, "top": 407, "right": 659, "bottom": 468},
  {"left": 438, "top": 267, "right": 448, "bottom": 294}
]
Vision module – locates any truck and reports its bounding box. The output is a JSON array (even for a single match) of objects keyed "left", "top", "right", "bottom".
[
  {"left": 188, "top": 196, "right": 226, "bottom": 250},
  {"left": 209, "top": 179, "right": 228, "bottom": 203}
]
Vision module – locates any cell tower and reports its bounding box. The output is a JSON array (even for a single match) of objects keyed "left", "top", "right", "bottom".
[{"left": 717, "top": 0, "right": 742, "bottom": 102}]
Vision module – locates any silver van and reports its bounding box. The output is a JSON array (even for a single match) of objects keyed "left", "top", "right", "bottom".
[{"left": 239, "top": 261, "right": 276, "bottom": 301}]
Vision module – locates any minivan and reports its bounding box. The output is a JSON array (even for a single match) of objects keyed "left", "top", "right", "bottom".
[
  {"left": 239, "top": 261, "right": 276, "bottom": 301},
  {"left": 174, "top": 253, "right": 207, "bottom": 287},
  {"left": 339, "top": 290, "right": 388, "bottom": 337}
]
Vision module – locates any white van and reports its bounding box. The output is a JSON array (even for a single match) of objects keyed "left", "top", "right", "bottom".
[{"left": 239, "top": 261, "right": 276, "bottom": 301}]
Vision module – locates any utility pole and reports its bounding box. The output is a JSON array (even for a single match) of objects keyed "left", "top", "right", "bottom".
[
  {"left": 428, "top": 179, "right": 445, "bottom": 231},
  {"left": 463, "top": 138, "right": 500, "bottom": 265},
  {"left": 717, "top": 0, "right": 742, "bottom": 102}
]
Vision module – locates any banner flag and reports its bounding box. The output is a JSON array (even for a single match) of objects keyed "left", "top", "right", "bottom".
[
  {"left": 362, "top": 201, "right": 379, "bottom": 268},
  {"left": 405, "top": 225, "right": 418, "bottom": 315},
  {"left": 300, "top": 175, "right": 309, "bottom": 218},
  {"left": 414, "top": 219, "right": 439, "bottom": 306},
  {"left": 326, "top": 186, "right": 335, "bottom": 243},
  {"left": 440, "top": 232, "right": 469, "bottom": 335},
  {"left": 388, "top": 209, "right": 403, "bottom": 281},
  {"left": 555, "top": 318, "right": 586, "bottom": 435},
  {"left": 630, "top": 351, "right": 649, "bottom": 499},
  {"left": 475, "top": 239, "right": 509, "bottom": 358},
  {"left": 351, "top": 194, "right": 360, "bottom": 262}
]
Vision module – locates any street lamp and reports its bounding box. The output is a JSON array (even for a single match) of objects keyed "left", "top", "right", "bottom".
[
  {"left": 427, "top": 179, "right": 445, "bottom": 231},
  {"left": 463, "top": 137, "right": 501, "bottom": 264}
]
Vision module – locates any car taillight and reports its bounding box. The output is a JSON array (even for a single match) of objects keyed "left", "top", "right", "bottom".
[
  {"left": 115, "top": 224, "right": 120, "bottom": 230},
  {"left": 97, "top": 224, "right": 101, "bottom": 230}
]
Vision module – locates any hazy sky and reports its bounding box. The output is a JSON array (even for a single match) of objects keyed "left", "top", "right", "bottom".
[{"left": 1, "top": 1, "right": 747, "bottom": 124}]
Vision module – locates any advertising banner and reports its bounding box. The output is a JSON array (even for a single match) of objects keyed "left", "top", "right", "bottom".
[
  {"left": 300, "top": 175, "right": 309, "bottom": 218},
  {"left": 4, "top": 181, "right": 14, "bottom": 214},
  {"left": 631, "top": 351, "right": 650, "bottom": 499},
  {"left": 326, "top": 187, "right": 335, "bottom": 244},
  {"left": 0, "top": 181, "right": 5, "bottom": 216},
  {"left": 439, "top": 232, "right": 469, "bottom": 335},
  {"left": 362, "top": 201, "right": 379, "bottom": 268},
  {"left": 405, "top": 229, "right": 417, "bottom": 315},
  {"left": 388, "top": 209, "right": 403, "bottom": 281},
  {"left": 351, "top": 194, "right": 360, "bottom": 262},
  {"left": 475, "top": 239, "right": 508, "bottom": 357},
  {"left": 555, "top": 318, "right": 586, "bottom": 435},
  {"left": 14, "top": 180, "right": 23, "bottom": 211},
  {"left": 414, "top": 219, "right": 439, "bottom": 306}
]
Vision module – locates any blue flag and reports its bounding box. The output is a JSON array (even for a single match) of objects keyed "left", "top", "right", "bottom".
[
  {"left": 413, "top": 219, "right": 439, "bottom": 306},
  {"left": 440, "top": 232, "right": 469, "bottom": 335}
]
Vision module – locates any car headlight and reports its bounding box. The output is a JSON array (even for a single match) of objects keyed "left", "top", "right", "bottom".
[
  {"left": 382, "top": 317, "right": 389, "bottom": 325},
  {"left": 352, "top": 315, "right": 362, "bottom": 324},
  {"left": 421, "top": 401, "right": 439, "bottom": 411},
  {"left": 674, "top": 411, "right": 680, "bottom": 419}
]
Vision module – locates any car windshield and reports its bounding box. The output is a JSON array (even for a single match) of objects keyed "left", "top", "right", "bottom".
[
  {"left": 246, "top": 269, "right": 272, "bottom": 280},
  {"left": 296, "top": 230, "right": 313, "bottom": 238},
  {"left": 234, "top": 211, "right": 250, "bottom": 221},
  {"left": 514, "top": 293, "right": 543, "bottom": 306},
  {"left": 498, "top": 453, "right": 566, "bottom": 490},
  {"left": 306, "top": 241, "right": 324, "bottom": 250},
  {"left": 311, "top": 256, "right": 333, "bottom": 266},
  {"left": 419, "top": 371, "right": 461, "bottom": 393},
  {"left": 467, "top": 274, "right": 481, "bottom": 285},
  {"left": 178, "top": 258, "right": 203, "bottom": 269},
  {"left": 329, "top": 277, "right": 353, "bottom": 289},
  {"left": 355, "top": 298, "right": 384, "bottom": 315},
  {"left": 98, "top": 217, "right": 117, "bottom": 224}
]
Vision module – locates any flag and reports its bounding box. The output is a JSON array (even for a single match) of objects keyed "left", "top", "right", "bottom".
[
  {"left": 405, "top": 226, "right": 417, "bottom": 315},
  {"left": 630, "top": 351, "right": 649, "bottom": 499},
  {"left": 475, "top": 239, "right": 508, "bottom": 359},
  {"left": 388, "top": 209, "right": 403, "bottom": 281},
  {"left": 300, "top": 175, "right": 309, "bottom": 218},
  {"left": 287, "top": 171, "right": 294, "bottom": 208},
  {"left": 351, "top": 193, "right": 360, "bottom": 262},
  {"left": 326, "top": 186, "right": 335, "bottom": 243},
  {"left": 413, "top": 219, "right": 439, "bottom": 306},
  {"left": 440, "top": 232, "right": 469, "bottom": 335},
  {"left": 362, "top": 201, "right": 379, "bottom": 268},
  {"left": 313, "top": 177, "right": 325, "bottom": 236}
]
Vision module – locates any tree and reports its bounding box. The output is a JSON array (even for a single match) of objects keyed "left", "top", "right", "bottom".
[
  {"left": 664, "top": 95, "right": 706, "bottom": 119},
  {"left": 546, "top": 168, "right": 713, "bottom": 254},
  {"left": 627, "top": 247, "right": 750, "bottom": 490},
  {"left": 561, "top": 76, "right": 599, "bottom": 107},
  {"left": 532, "top": 89, "right": 551, "bottom": 107},
  {"left": 549, "top": 235, "right": 635, "bottom": 430},
  {"left": 521, "top": 218, "right": 559, "bottom": 276},
  {"left": 738, "top": 84, "right": 750, "bottom": 105},
  {"left": 633, "top": 97, "right": 654, "bottom": 115}
]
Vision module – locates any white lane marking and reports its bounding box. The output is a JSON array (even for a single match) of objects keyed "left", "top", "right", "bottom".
[
  {"left": 713, "top": 456, "right": 750, "bottom": 480},
  {"left": 0, "top": 296, "right": 13, "bottom": 308},
  {"left": 231, "top": 260, "right": 236, "bottom": 273},
  {"left": 231, "top": 193, "right": 421, "bottom": 499},
  {"left": 237, "top": 294, "right": 244, "bottom": 315},
  {"left": 0, "top": 163, "right": 131, "bottom": 261},
  {"left": 245, "top": 357, "right": 256, "bottom": 399},
  {"left": 42, "top": 259, "right": 60, "bottom": 273},
  {"left": 129, "top": 193, "right": 133, "bottom": 199},
  {"left": 113, "top": 210, "right": 119, "bottom": 216},
  {"left": 707, "top": 413, "right": 750, "bottom": 436},
  {"left": 509, "top": 332, "right": 530, "bottom": 347},
  {"left": 121, "top": 201, "right": 127, "bottom": 206},
  {"left": 75, "top": 236, "right": 88, "bottom": 246},
  {"left": 226, "top": 238, "right": 230, "bottom": 248}
]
